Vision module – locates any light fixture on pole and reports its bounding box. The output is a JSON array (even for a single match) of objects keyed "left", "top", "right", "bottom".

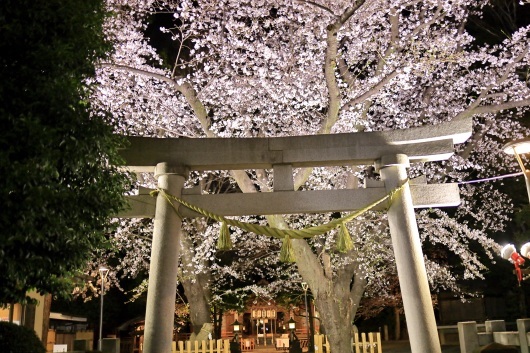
[
  {"left": 288, "top": 317, "right": 296, "bottom": 341},
  {"left": 98, "top": 266, "right": 109, "bottom": 352},
  {"left": 230, "top": 319, "right": 242, "bottom": 353},
  {"left": 233, "top": 319, "right": 241, "bottom": 335},
  {"left": 503, "top": 137, "right": 530, "bottom": 202},
  {"left": 301, "top": 282, "right": 313, "bottom": 352},
  {"left": 287, "top": 317, "right": 302, "bottom": 353}
]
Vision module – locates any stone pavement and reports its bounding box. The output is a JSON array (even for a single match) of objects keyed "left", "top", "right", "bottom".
[{"left": 381, "top": 341, "right": 460, "bottom": 353}]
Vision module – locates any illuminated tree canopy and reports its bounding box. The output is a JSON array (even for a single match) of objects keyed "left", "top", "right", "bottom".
[{"left": 91, "top": 1, "right": 530, "bottom": 351}]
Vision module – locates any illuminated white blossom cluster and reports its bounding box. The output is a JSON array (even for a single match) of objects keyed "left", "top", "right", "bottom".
[{"left": 87, "top": 0, "right": 530, "bottom": 323}]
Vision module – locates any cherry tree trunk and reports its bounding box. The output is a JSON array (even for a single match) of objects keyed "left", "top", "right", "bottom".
[
  {"left": 292, "top": 238, "right": 366, "bottom": 353},
  {"left": 314, "top": 289, "right": 354, "bottom": 353},
  {"left": 181, "top": 275, "right": 211, "bottom": 336},
  {"left": 179, "top": 232, "right": 212, "bottom": 337},
  {"left": 394, "top": 307, "right": 401, "bottom": 340}
]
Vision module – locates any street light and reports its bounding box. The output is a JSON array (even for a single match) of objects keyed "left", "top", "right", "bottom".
[
  {"left": 503, "top": 137, "right": 530, "bottom": 202},
  {"left": 301, "top": 282, "right": 313, "bottom": 352},
  {"left": 98, "top": 266, "right": 109, "bottom": 352}
]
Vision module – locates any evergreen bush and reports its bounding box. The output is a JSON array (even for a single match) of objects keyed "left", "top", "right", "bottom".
[{"left": 0, "top": 322, "right": 46, "bottom": 353}]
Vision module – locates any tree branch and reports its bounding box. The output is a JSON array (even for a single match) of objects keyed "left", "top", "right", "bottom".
[
  {"left": 349, "top": 267, "right": 367, "bottom": 318},
  {"left": 454, "top": 98, "right": 530, "bottom": 120},
  {"left": 353, "top": 8, "right": 400, "bottom": 123},
  {"left": 100, "top": 62, "right": 215, "bottom": 137},
  {"left": 408, "top": 5, "right": 444, "bottom": 39},
  {"left": 464, "top": 46, "right": 529, "bottom": 115},
  {"left": 318, "top": 22, "right": 341, "bottom": 134},
  {"left": 230, "top": 170, "right": 258, "bottom": 194},
  {"left": 178, "top": 81, "right": 215, "bottom": 137},
  {"left": 318, "top": 1, "right": 367, "bottom": 134},
  {"left": 100, "top": 63, "right": 176, "bottom": 85},
  {"left": 296, "top": 0, "right": 336, "bottom": 16},
  {"left": 458, "top": 119, "right": 494, "bottom": 161},
  {"left": 339, "top": 1, "right": 367, "bottom": 25},
  {"left": 294, "top": 167, "right": 313, "bottom": 190},
  {"left": 342, "top": 70, "right": 399, "bottom": 110},
  {"left": 292, "top": 238, "right": 329, "bottom": 288},
  {"left": 255, "top": 169, "right": 272, "bottom": 192},
  {"left": 337, "top": 55, "right": 356, "bottom": 88}
]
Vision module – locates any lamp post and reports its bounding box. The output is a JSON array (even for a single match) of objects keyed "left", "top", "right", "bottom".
[
  {"left": 288, "top": 318, "right": 301, "bottom": 353},
  {"left": 288, "top": 317, "right": 296, "bottom": 341},
  {"left": 233, "top": 319, "right": 241, "bottom": 340},
  {"left": 98, "top": 266, "right": 109, "bottom": 351},
  {"left": 230, "top": 319, "right": 241, "bottom": 353},
  {"left": 301, "top": 282, "right": 313, "bottom": 352},
  {"left": 502, "top": 138, "right": 530, "bottom": 318},
  {"left": 503, "top": 138, "right": 530, "bottom": 202}
]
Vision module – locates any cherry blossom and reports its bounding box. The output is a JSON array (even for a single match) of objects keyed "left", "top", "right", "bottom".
[{"left": 89, "top": 1, "right": 530, "bottom": 351}]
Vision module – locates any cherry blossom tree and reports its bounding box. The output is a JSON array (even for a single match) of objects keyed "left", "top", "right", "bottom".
[{"left": 91, "top": 0, "right": 530, "bottom": 351}]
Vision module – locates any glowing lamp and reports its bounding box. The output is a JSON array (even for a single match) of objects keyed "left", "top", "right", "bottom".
[
  {"left": 232, "top": 319, "right": 241, "bottom": 332},
  {"left": 288, "top": 318, "right": 296, "bottom": 331}
]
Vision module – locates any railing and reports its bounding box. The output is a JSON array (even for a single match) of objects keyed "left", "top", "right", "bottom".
[
  {"left": 314, "top": 332, "right": 382, "bottom": 353},
  {"left": 172, "top": 339, "right": 230, "bottom": 353}
]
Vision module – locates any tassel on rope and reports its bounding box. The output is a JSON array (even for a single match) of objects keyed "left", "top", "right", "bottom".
[
  {"left": 279, "top": 235, "right": 296, "bottom": 263},
  {"left": 336, "top": 223, "right": 354, "bottom": 253},
  {"left": 217, "top": 221, "right": 232, "bottom": 250}
]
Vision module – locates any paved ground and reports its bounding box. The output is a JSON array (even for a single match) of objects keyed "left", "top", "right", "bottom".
[
  {"left": 381, "top": 341, "right": 460, "bottom": 353},
  {"left": 249, "top": 341, "right": 461, "bottom": 352}
]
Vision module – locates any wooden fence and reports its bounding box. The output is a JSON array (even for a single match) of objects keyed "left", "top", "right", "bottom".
[
  {"left": 314, "top": 332, "right": 382, "bottom": 353},
  {"left": 171, "top": 334, "right": 380, "bottom": 353},
  {"left": 172, "top": 339, "right": 230, "bottom": 353}
]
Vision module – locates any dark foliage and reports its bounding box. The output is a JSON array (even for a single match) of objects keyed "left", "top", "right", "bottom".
[
  {"left": 0, "top": 322, "right": 46, "bottom": 353},
  {"left": 0, "top": 0, "right": 131, "bottom": 304}
]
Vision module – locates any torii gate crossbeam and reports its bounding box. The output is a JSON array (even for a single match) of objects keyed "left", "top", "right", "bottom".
[
  {"left": 121, "top": 181, "right": 460, "bottom": 218},
  {"left": 118, "top": 118, "right": 472, "bottom": 353}
]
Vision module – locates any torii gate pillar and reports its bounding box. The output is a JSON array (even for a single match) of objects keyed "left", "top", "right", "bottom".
[
  {"left": 379, "top": 154, "right": 441, "bottom": 353},
  {"left": 143, "top": 163, "right": 187, "bottom": 353}
]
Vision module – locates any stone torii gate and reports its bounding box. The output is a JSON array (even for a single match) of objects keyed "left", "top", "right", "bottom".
[{"left": 119, "top": 118, "right": 472, "bottom": 353}]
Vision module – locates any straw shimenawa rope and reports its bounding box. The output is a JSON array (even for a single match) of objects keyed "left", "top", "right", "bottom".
[{"left": 151, "top": 182, "right": 406, "bottom": 262}]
